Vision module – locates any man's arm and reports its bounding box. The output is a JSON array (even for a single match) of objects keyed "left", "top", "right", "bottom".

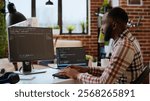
[
  {"left": 77, "top": 43, "right": 135, "bottom": 84},
  {"left": 59, "top": 65, "right": 104, "bottom": 79},
  {"left": 68, "top": 65, "right": 104, "bottom": 76}
]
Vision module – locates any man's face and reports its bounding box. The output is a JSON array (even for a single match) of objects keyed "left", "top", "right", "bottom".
[{"left": 101, "top": 13, "right": 113, "bottom": 41}]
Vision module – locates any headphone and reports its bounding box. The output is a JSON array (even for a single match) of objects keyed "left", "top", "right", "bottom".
[
  {"left": 0, "top": 68, "right": 5, "bottom": 74},
  {"left": 0, "top": 70, "right": 20, "bottom": 84}
]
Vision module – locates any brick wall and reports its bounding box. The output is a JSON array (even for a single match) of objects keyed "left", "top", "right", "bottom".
[
  {"left": 120, "top": 0, "right": 150, "bottom": 63},
  {"left": 55, "top": 0, "right": 150, "bottom": 63}
]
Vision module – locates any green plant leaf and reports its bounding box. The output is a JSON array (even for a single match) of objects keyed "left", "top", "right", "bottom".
[
  {"left": 0, "top": 2, "right": 8, "bottom": 58},
  {"left": 67, "top": 25, "right": 75, "bottom": 32}
]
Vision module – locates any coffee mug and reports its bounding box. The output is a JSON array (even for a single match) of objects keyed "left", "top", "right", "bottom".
[{"left": 101, "top": 59, "right": 109, "bottom": 68}]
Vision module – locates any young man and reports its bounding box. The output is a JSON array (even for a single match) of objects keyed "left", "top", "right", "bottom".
[{"left": 60, "top": 7, "right": 144, "bottom": 84}]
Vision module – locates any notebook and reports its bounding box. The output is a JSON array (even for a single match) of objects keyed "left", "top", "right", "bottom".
[{"left": 56, "top": 47, "right": 87, "bottom": 69}]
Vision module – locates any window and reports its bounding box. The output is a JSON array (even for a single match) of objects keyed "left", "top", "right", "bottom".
[
  {"left": 5, "top": 0, "right": 90, "bottom": 35},
  {"left": 62, "top": 0, "right": 88, "bottom": 34},
  {"left": 36, "top": 0, "right": 58, "bottom": 27}
]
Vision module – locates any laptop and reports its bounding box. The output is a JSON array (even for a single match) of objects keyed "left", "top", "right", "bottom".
[{"left": 56, "top": 47, "right": 87, "bottom": 69}]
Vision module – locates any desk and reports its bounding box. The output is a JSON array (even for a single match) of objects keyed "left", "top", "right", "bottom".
[
  {"left": 0, "top": 58, "right": 15, "bottom": 72},
  {"left": 0, "top": 59, "right": 79, "bottom": 84},
  {"left": 17, "top": 67, "right": 79, "bottom": 84},
  {"left": 1, "top": 59, "right": 149, "bottom": 84}
]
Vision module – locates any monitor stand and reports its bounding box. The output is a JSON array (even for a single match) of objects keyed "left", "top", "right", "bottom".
[
  {"left": 21, "top": 61, "right": 46, "bottom": 75},
  {"left": 22, "top": 61, "right": 32, "bottom": 73}
]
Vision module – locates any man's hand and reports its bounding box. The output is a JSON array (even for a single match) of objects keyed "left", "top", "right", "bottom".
[
  {"left": 58, "top": 65, "right": 90, "bottom": 79},
  {"left": 60, "top": 67, "right": 80, "bottom": 79},
  {"left": 67, "top": 65, "right": 89, "bottom": 73}
]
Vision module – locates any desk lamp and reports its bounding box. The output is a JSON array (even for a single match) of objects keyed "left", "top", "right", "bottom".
[{"left": 7, "top": 2, "right": 26, "bottom": 26}]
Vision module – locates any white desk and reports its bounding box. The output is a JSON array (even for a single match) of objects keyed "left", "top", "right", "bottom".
[
  {"left": 17, "top": 67, "right": 79, "bottom": 84},
  {"left": 0, "top": 59, "right": 79, "bottom": 84}
]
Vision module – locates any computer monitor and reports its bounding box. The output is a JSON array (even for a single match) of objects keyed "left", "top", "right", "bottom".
[
  {"left": 8, "top": 26, "right": 54, "bottom": 74},
  {"left": 56, "top": 47, "right": 87, "bottom": 68}
]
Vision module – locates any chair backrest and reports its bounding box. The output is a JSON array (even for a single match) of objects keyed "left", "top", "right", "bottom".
[
  {"left": 131, "top": 64, "right": 150, "bottom": 84},
  {"left": 55, "top": 39, "right": 83, "bottom": 48}
]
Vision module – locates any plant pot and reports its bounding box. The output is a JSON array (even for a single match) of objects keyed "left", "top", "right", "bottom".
[
  {"left": 92, "top": 62, "right": 97, "bottom": 67},
  {"left": 82, "top": 31, "right": 85, "bottom": 34},
  {"left": 53, "top": 29, "right": 60, "bottom": 36},
  {"left": 68, "top": 31, "right": 72, "bottom": 34}
]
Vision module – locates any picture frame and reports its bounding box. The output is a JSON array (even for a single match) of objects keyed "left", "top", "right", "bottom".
[{"left": 127, "top": 0, "right": 143, "bottom": 6}]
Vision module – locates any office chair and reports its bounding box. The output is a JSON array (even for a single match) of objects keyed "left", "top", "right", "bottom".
[{"left": 130, "top": 64, "right": 150, "bottom": 84}]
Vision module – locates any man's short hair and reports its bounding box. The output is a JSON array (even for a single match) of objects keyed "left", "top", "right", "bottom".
[{"left": 108, "top": 7, "right": 128, "bottom": 24}]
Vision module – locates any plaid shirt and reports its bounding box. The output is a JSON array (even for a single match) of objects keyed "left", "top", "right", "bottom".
[{"left": 77, "top": 29, "right": 144, "bottom": 84}]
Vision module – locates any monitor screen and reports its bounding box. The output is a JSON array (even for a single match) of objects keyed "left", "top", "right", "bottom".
[
  {"left": 8, "top": 26, "right": 54, "bottom": 73},
  {"left": 56, "top": 47, "right": 87, "bottom": 68}
]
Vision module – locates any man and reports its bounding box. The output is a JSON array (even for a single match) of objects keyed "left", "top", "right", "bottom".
[{"left": 60, "top": 7, "right": 144, "bottom": 84}]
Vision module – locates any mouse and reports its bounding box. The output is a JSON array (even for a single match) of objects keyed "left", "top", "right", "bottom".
[{"left": 52, "top": 73, "right": 70, "bottom": 79}]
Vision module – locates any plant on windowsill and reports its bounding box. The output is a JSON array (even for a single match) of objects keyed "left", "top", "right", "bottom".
[
  {"left": 0, "top": 1, "right": 8, "bottom": 58},
  {"left": 52, "top": 25, "right": 60, "bottom": 36},
  {"left": 67, "top": 25, "right": 75, "bottom": 34},
  {"left": 80, "top": 21, "right": 86, "bottom": 34}
]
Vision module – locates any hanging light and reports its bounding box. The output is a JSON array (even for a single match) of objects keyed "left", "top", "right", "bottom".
[{"left": 45, "top": 0, "right": 53, "bottom": 5}]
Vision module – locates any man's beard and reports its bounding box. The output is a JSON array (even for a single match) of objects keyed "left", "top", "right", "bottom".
[{"left": 104, "top": 25, "right": 112, "bottom": 42}]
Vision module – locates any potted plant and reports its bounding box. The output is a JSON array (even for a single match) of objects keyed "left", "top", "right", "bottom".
[
  {"left": 80, "top": 21, "right": 86, "bottom": 34},
  {"left": 0, "top": 1, "right": 7, "bottom": 58},
  {"left": 92, "top": 57, "right": 98, "bottom": 67},
  {"left": 67, "top": 25, "right": 75, "bottom": 34},
  {"left": 100, "top": 0, "right": 112, "bottom": 14},
  {"left": 52, "top": 25, "right": 60, "bottom": 35},
  {"left": 86, "top": 55, "right": 97, "bottom": 67}
]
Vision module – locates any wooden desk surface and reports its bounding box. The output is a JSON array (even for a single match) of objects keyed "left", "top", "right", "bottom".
[
  {"left": 0, "top": 58, "right": 15, "bottom": 72},
  {"left": 0, "top": 58, "right": 78, "bottom": 84},
  {"left": 0, "top": 58, "right": 48, "bottom": 72}
]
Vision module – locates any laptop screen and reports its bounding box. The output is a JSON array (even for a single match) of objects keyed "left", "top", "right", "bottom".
[{"left": 56, "top": 47, "right": 87, "bottom": 68}]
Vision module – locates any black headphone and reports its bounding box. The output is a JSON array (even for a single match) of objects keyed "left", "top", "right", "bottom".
[
  {"left": 0, "top": 72, "right": 20, "bottom": 84},
  {"left": 0, "top": 68, "right": 5, "bottom": 74}
]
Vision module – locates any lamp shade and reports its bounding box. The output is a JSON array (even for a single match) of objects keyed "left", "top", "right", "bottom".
[
  {"left": 46, "top": 0, "right": 53, "bottom": 5},
  {"left": 7, "top": 2, "right": 26, "bottom": 26}
]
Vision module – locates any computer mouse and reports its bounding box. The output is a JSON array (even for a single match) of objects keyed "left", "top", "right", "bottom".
[{"left": 52, "top": 73, "right": 70, "bottom": 79}]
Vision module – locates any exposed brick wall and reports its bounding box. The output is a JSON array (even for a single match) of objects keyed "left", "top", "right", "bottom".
[
  {"left": 55, "top": 0, "right": 150, "bottom": 63},
  {"left": 120, "top": 0, "right": 150, "bottom": 63}
]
